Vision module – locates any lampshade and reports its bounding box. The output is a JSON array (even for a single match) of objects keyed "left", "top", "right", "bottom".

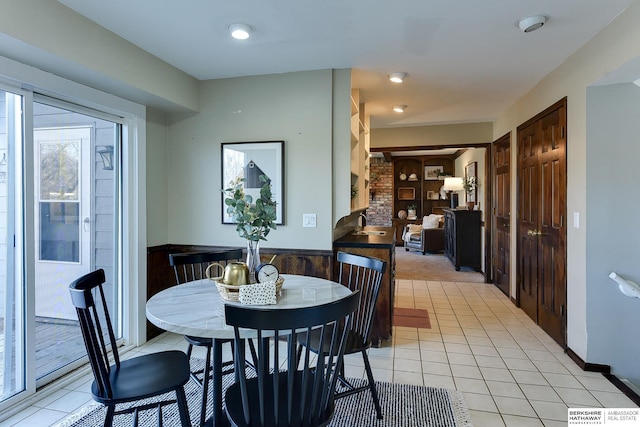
[{"left": 443, "top": 177, "right": 464, "bottom": 191}]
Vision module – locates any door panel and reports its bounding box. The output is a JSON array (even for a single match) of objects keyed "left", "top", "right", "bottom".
[
  {"left": 492, "top": 134, "right": 510, "bottom": 296},
  {"left": 34, "top": 127, "right": 91, "bottom": 321},
  {"left": 537, "top": 106, "right": 567, "bottom": 346},
  {"left": 519, "top": 230, "right": 538, "bottom": 319},
  {"left": 516, "top": 99, "right": 567, "bottom": 347},
  {"left": 517, "top": 124, "right": 539, "bottom": 320}
]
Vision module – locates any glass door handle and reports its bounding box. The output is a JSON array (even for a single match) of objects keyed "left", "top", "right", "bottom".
[{"left": 83, "top": 217, "right": 90, "bottom": 231}]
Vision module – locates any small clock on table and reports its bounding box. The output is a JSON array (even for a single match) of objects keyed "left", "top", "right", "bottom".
[{"left": 256, "top": 263, "right": 279, "bottom": 283}]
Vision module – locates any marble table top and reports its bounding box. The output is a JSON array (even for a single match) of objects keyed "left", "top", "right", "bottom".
[{"left": 146, "top": 274, "right": 352, "bottom": 340}]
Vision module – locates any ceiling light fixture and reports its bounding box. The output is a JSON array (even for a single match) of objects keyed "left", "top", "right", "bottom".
[
  {"left": 229, "top": 23, "right": 253, "bottom": 40},
  {"left": 516, "top": 15, "right": 548, "bottom": 33},
  {"left": 389, "top": 72, "right": 408, "bottom": 83},
  {"left": 393, "top": 105, "right": 407, "bottom": 113}
]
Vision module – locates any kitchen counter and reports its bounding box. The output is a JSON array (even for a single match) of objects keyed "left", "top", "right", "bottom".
[
  {"left": 333, "top": 226, "right": 396, "bottom": 248},
  {"left": 333, "top": 226, "right": 396, "bottom": 346}
]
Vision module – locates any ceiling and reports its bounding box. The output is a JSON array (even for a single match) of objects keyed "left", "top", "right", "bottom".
[{"left": 58, "top": 0, "right": 635, "bottom": 129}]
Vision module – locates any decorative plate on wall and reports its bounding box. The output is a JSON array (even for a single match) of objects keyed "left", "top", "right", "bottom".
[{"left": 398, "top": 210, "right": 407, "bottom": 219}]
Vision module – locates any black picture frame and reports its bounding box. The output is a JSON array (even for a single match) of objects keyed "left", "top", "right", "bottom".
[{"left": 221, "top": 140, "right": 284, "bottom": 225}]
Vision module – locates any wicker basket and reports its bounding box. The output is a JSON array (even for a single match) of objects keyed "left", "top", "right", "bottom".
[{"left": 215, "top": 277, "right": 284, "bottom": 302}]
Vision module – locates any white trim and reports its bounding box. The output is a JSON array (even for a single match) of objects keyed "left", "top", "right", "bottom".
[
  {"left": 122, "top": 116, "right": 148, "bottom": 346},
  {"left": 33, "top": 93, "right": 126, "bottom": 124}
]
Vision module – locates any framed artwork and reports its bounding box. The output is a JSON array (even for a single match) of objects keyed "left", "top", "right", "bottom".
[
  {"left": 426, "top": 190, "right": 439, "bottom": 200},
  {"left": 424, "top": 165, "right": 444, "bottom": 180},
  {"left": 465, "top": 161, "right": 477, "bottom": 203},
  {"left": 221, "top": 140, "right": 284, "bottom": 224}
]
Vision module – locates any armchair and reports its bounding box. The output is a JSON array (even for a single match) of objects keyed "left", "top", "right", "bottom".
[{"left": 403, "top": 215, "right": 445, "bottom": 254}]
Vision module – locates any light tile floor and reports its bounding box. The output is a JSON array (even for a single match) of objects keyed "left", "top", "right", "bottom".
[{"left": 2, "top": 278, "right": 638, "bottom": 426}]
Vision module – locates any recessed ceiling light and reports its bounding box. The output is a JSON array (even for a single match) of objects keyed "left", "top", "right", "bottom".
[
  {"left": 229, "top": 23, "right": 253, "bottom": 40},
  {"left": 393, "top": 105, "right": 407, "bottom": 113},
  {"left": 389, "top": 72, "right": 408, "bottom": 83},
  {"left": 516, "top": 15, "right": 548, "bottom": 33}
]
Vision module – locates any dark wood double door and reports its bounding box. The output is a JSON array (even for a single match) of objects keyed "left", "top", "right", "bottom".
[{"left": 516, "top": 98, "right": 567, "bottom": 347}]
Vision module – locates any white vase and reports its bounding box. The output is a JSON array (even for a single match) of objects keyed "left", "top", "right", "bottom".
[{"left": 246, "top": 240, "right": 261, "bottom": 284}]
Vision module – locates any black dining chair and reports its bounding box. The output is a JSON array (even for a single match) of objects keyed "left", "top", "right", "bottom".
[
  {"left": 169, "top": 249, "right": 244, "bottom": 426},
  {"left": 69, "top": 269, "right": 191, "bottom": 426},
  {"left": 224, "top": 290, "right": 360, "bottom": 427},
  {"left": 297, "top": 251, "right": 386, "bottom": 420}
]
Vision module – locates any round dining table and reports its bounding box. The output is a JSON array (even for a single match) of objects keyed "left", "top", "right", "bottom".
[{"left": 146, "top": 274, "right": 352, "bottom": 426}]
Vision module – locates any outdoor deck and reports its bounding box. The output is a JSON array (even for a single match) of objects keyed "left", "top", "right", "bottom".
[{"left": 1, "top": 318, "right": 85, "bottom": 399}]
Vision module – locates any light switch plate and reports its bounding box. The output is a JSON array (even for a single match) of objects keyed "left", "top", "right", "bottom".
[
  {"left": 303, "top": 213, "right": 317, "bottom": 228},
  {"left": 573, "top": 212, "right": 579, "bottom": 229}
]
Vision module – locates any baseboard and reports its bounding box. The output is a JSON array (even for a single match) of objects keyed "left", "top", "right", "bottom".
[
  {"left": 604, "top": 374, "right": 640, "bottom": 407},
  {"left": 566, "top": 347, "right": 610, "bottom": 374},
  {"left": 566, "top": 347, "right": 640, "bottom": 406}
]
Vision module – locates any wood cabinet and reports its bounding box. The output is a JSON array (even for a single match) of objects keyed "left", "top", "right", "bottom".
[
  {"left": 444, "top": 209, "right": 481, "bottom": 271},
  {"left": 393, "top": 157, "right": 454, "bottom": 221},
  {"left": 333, "top": 227, "right": 395, "bottom": 347},
  {"left": 350, "top": 89, "right": 370, "bottom": 212}
]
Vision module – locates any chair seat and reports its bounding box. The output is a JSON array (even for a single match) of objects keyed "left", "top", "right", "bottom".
[
  {"left": 298, "top": 326, "right": 368, "bottom": 355},
  {"left": 225, "top": 372, "right": 334, "bottom": 427},
  {"left": 90, "top": 350, "right": 190, "bottom": 404},
  {"left": 184, "top": 335, "right": 213, "bottom": 346}
]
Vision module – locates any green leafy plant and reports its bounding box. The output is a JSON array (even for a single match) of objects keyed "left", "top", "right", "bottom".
[
  {"left": 223, "top": 175, "right": 277, "bottom": 242},
  {"left": 407, "top": 203, "right": 417, "bottom": 211},
  {"left": 463, "top": 176, "right": 478, "bottom": 195}
]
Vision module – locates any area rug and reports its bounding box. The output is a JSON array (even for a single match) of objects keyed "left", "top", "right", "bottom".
[
  {"left": 395, "top": 248, "right": 484, "bottom": 283},
  {"left": 393, "top": 307, "right": 431, "bottom": 329},
  {"left": 56, "top": 359, "right": 472, "bottom": 427}
]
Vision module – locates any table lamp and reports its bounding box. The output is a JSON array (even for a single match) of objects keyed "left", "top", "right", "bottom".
[{"left": 443, "top": 177, "right": 464, "bottom": 209}]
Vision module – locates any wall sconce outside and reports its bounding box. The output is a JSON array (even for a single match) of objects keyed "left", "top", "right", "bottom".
[{"left": 97, "top": 146, "right": 114, "bottom": 170}]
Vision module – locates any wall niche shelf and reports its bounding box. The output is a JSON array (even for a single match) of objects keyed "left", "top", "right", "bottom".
[
  {"left": 397, "top": 187, "right": 416, "bottom": 200},
  {"left": 349, "top": 89, "right": 370, "bottom": 212}
]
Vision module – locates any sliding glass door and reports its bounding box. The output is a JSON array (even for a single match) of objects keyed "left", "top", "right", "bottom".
[
  {"left": 0, "top": 90, "right": 123, "bottom": 404},
  {"left": 32, "top": 99, "right": 121, "bottom": 386},
  {"left": 0, "top": 88, "right": 25, "bottom": 403}
]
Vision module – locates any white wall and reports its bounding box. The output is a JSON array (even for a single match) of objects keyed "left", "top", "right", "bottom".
[
  {"left": 586, "top": 82, "right": 640, "bottom": 386},
  {"left": 165, "top": 70, "right": 341, "bottom": 251},
  {"left": 146, "top": 108, "right": 169, "bottom": 247},
  {"left": 493, "top": 1, "right": 640, "bottom": 360},
  {"left": 455, "top": 148, "right": 486, "bottom": 211},
  {"left": 0, "top": 0, "right": 199, "bottom": 113},
  {"left": 455, "top": 148, "right": 487, "bottom": 270}
]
